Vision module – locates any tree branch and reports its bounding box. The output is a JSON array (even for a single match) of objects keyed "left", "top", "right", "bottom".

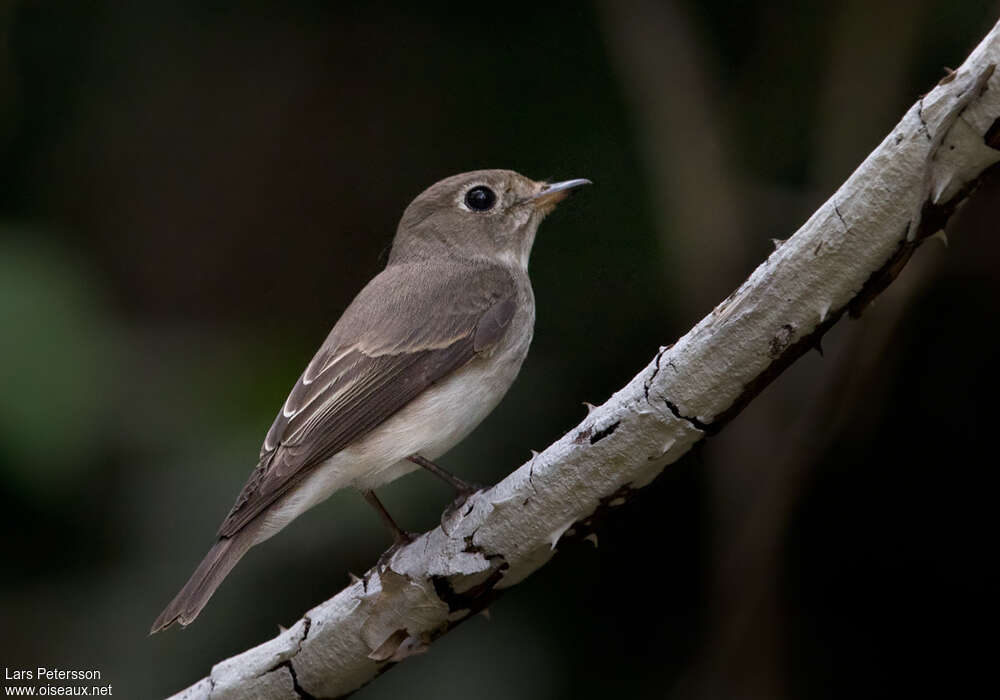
[{"left": 168, "top": 19, "right": 1000, "bottom": 700}]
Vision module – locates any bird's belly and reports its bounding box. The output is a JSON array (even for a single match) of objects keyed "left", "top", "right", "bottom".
[
  {"left": 347, "top": 344, "right": 528, "bottom": 490},
  {"left": 255, "top": 339, "right": 529, "bottom": 543}
]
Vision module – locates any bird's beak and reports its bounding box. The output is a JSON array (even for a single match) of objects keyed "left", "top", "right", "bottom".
[{"left": 530, "top": 178, "right": 592, "bottom": 210}]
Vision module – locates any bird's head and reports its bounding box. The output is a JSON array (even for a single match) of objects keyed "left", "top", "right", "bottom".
[{"left": 390, "top": 169, "right": 590, "bottom": 268}]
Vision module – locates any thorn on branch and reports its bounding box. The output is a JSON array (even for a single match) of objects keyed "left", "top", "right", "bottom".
[{"left": 938, "top": 66, "right": 958, "bottom": 85}]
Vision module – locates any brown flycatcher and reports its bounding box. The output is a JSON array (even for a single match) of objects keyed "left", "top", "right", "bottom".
[{"left": 151, "top": 169, "right": 589, "bottom": 632}]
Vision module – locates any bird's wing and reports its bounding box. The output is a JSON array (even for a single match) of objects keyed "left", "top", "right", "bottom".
[{"left": 217, "top": 260, "right": 518, "bottom": 537}]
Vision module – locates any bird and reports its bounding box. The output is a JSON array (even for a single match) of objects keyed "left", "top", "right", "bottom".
[{"left": 150, "top": 169, "right": 590, "bottom": 632}]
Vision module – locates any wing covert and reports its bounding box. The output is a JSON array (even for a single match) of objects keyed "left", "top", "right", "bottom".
[{"left": 218, "top": 260, "right": 518, "bottom": 537}]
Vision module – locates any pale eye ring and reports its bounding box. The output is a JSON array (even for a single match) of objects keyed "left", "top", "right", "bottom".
[{"left": 464, "top": 185, "right": 497, "bottom": 212}]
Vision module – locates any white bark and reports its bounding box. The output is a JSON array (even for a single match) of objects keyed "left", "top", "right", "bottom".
[{"left": 168, "top": 19, "right": 1000, "bottom": 700}]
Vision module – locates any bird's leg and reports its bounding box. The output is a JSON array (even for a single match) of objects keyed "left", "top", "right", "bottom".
[
  {"left": 362, "top": 489, "right": 413, "bottom": 546},
  {"left": 407, "top": 454, "right": 481, "bottom": 496},
  {"left": 407, "top": 454, "right": 484, "bottom": 524}
]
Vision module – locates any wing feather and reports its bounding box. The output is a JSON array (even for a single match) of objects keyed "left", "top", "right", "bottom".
[{"left": 218, "top": 260, "right": 518, "bottom": 537}]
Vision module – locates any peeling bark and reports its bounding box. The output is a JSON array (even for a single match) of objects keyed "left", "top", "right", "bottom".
[{"left": 166, "top": 18, "right": 1000, "bottom": 700}]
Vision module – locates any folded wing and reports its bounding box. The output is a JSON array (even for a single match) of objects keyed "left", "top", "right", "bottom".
[{"left": 217, "top": 260, "right": 517, "bottom": 537}]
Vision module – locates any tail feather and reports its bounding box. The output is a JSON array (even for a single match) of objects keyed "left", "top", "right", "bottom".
[{"left": 150, "top": 520, "right": 260, "bottom": 634}]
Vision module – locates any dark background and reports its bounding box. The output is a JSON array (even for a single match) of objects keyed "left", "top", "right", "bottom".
[{"left": 1, "top": 1, "right": 998, "bottom": 697}]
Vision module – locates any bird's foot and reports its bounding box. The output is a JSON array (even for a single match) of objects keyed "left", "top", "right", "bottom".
[
  {"left": 441, "top": 485, "right": 483, "bottom": 526},
  {"left": 375, "top": 530, "right": 418, "bottom": 570}
]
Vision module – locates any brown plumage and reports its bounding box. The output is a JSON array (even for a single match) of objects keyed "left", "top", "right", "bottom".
[{"left": 151, "top": 170, "right": 589, "bottom": 633}]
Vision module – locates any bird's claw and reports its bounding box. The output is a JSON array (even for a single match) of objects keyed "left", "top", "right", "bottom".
[
  {"left": 441, "top": 486, "right": 483, "bottom": 525},
  {"left": 375, "top": 531, "right": 417, "bottom": 570}
]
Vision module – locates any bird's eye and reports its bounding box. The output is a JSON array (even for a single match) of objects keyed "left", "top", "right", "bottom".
[{"left": 464, "top": 185, "right": 497, "bottom": 212}]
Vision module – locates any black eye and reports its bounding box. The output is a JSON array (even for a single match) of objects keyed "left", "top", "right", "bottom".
[{"left": 464, "top": 185, "right": 497, "bottom": 212}]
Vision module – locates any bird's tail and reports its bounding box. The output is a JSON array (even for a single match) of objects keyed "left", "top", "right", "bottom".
[{"left": 150, "top": 519, "right": 261, "bottom": 634}]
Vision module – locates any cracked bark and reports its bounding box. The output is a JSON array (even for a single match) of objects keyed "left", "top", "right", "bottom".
[
  {"left": 166, "top": 18, "right": 1000, "bottom": 700},
  {"left": 695, "top": 5, "right": 935, "bottom": 695}
]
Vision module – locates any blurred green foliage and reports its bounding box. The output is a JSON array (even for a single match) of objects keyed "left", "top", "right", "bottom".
[{"left": 0, "top": 235, "right": 112, "bottom": 495}]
